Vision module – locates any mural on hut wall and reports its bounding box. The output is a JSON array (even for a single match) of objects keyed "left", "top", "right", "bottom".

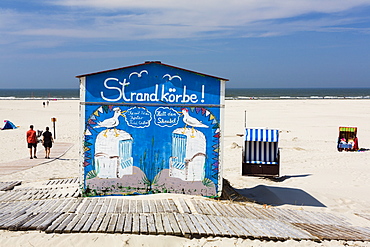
[{"left": 81, "top": 63, "right": 222, "bottom": 197}]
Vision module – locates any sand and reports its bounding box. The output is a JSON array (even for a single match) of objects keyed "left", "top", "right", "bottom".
[{"left": 0, "top": 99, "right": 369, "bottom": 246}]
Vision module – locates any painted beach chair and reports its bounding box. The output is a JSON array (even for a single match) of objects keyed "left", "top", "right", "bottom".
[
  {"left": 169, "top": 129, "right": 206, "bottom": 181},
  {"left": 242, "top": 128, "right": 280, "bottom": 177},
  {"left": 337, "top": 126, "right": 359, "bottom": 152}
]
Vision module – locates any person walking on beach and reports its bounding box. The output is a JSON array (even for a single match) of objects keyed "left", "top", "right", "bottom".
[
  {"left": 26, "top": 125, "right": 37, "bottom": 159},
  {"left": 42, "top": 126, "right": 54, "bottom": 159}
]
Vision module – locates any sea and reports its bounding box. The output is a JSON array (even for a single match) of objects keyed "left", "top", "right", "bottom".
[{"left": 0, "top": 88, "right": 370, "bottom": 100}]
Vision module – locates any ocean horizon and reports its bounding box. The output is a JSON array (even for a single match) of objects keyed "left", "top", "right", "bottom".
[{"left": 0, "top": 88, "right": 370, "bottom": 100}]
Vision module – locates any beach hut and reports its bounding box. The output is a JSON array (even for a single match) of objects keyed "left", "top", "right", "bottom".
[
  {"left": 337, "top": 126, "right": 359, "bottom": 151},
  {"left": 76, "top": 61, "right": 228, "bottom": 197},
  {"left": 242, "top": 128, "right": 280, "bottom": 177}
]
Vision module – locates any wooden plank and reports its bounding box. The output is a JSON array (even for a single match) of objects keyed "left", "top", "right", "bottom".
[
  {"left": 26, "top": 212, "right": 57, "bottom": 230},
  {"left": 155, "top": 200, "right": 164, "bottom": 213},
  {"left": 233, "top": 205, "right": 255, "bottom": 219},
  {"left": 0, "top": 202, "right": 16, "bottom": 215},
  {"left": 6, "top": 213, "right": 33, "bottom": 231},
  {"left": 63, "top": 213, "right": 84, "bottom": 233},
  {"left": 137, "top": 200, "right": 143, "bottom": 213},
  {"left": 122, "top": 200, "right": 129, "bottom": 213},
  {"left": 188, "top": 214, "right": 207, "bottom": 236},
  {"left": 107, "top": 213, "right": 118, "bottom": 233},
  {"left": 92, "top": 198, "right": 104, "bottom": 214},
  {"left": 161, "top": 213, "right": 174, "bottom": 235},
  {"left": 229, "top": 204, "right": 248, "bottom": 218},
  {"left": 199, "top": 214, "right": 222, "bottom": 236},
  {"left": 212, "top": 201, "right": 229, "bottom": 217},
  {"left": 71, "top": 213, "right": 91, "bottom": 232},
  {"left": 129, "top": 200, "right": 137, "bottom": 213},
  {"left": 97, "top": 213, "right": 112, "bottom": 233},
  {"left": 219, "top": 216, "right": 245, "bottom": 237},
  {"left": 229, "top": 216, "right": 255, "bottom": 237},
  {"left": 236, "top": 217, "right": 263, "bottom": 237},
  {"left": 181, "top": 213, "right": 198, "bottom": 235},
  {"left": 38, "top": 200, "right": 58, "bottom": 214},
  {"left": 21, "top": 201, "right": 40, "bottom": 214},
  {"left": 68, "top": 198, "right": 83, "bottom": 213},
  {"left": 132, "top": 213, "right": 140, "bottom": 234},
  {"left": 269, "top": 219, "right": 297, "bottom": 239},
  {"left": 53, "top": 199, "right": 71, "bottom": 213},
  {"left": 271, "top": 208, "right": 300, "bottom": 223},
  {"left": 18, "top": 213, "right": 47, "bottom": 231},
  {"left": 161, "top": 199, "right": 171, "bottom": 213},
  {"left": 47, "top": 200, "right": 66, "bottom": 212},
  {"left": 154, "top": 213, "right": 165, "bottom": 235},
  {"left": 178, "top": 199, "right": 191, "bottom": 214},
  {"left": 208, "top": 201, "right": 223, "bottom": 216},
  {"left": 223, "top": 203, "right": 241, "bottom": 217},
  {"left": 167, "top": 199, "right": 178, "bottom": 212},
  {"left": 80, "top": 213, "right": 98, "bottom": 233},
  {"left": 115, "top": 213, "right": 126, "bottom": 233},
  {"left": 107, "top": 198, "right": 117, "bottom": 213},
  {"left": 199, "top": 200, "right": 216, "bottom": 215},
  {"left": 36, "top": 212, "right": 64, "bottom": 231},
  {"left": 194, "top": 214, "right": 213, "bottom": 236},
  {"left": 115, "top": 198, "right": 123, "bottom": 213},
  {"left": 123, "top": 213, "right": 133, "bottom": 233},
  {"left": 147, "top": 213, "right": 157, "bottom": 235},
  {"left": 89, "top": 213, "right": 105, "bottom": 233},
  {"left": 99, "top": 198, "right": 111, "bottom": 214},
  {"left": 174, "top": 213, "right": 191, "bottom": 237},
  {"left": 59, "top": 199, "right": 76, "bottom": 213},
  {"left": 167, "top": 213, "right": 181, "bottom": 236},
  {"left": 142, "top": 200, "right": 150, "bottom": 213},
  {"left": 75, "top": 198, "right": 90, "bottom": 214},
  {"left": 0, "top": 202, "right": 9, "bottom": 211},
  {"left": 207, "top": 215, "right": 230, "bottom": 237},
  {"left": 140, "top": 213, "right": 148, "bottom": 234},
  {"left": 85, "top": 199, "right": 98, "bottom": 214},
  {"left": 215, "top": 216, "right": 236, "bottom": 236},
  {"left": 53, "top": 213, "right": 77, "bottom": 234},
  {"left": 249, "top": 218, "right": 274, "bottom": 238},
  {"left": 188, "top": 200, "right": 202, "bottom": 214},
  {"left": 148, "top": 200, "right": 157, "bottom": 213}
]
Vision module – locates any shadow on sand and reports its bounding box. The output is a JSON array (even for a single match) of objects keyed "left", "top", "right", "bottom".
[
  {"left": 235, "top": 184, "right": 326, "bottom": 207},
  {"left": 263, "top": 174, "right": 312, "bottom": 182}
]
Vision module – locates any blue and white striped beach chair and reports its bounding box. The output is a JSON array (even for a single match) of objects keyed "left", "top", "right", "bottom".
[{"left": 242, "top": 128, "right": 280, "bottom": 177}]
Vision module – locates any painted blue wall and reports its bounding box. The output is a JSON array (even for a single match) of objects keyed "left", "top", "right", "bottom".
[{"left": 81, "top": 63, "right": 223, "bottom": 196}]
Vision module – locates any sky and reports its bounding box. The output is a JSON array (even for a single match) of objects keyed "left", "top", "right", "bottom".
[{"left": 1, "top": 0, "right": 370, "bottom": 89}]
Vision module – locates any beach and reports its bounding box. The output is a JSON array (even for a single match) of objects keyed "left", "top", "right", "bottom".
[{"left": 0, "top": 99, "right": 369, "bottom": 246}]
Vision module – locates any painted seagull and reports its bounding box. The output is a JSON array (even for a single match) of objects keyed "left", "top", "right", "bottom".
[
  {"left": 94, "top": 107, "right": 123, "bottom": 137},
  {"left": 181, "top": 108, "right": 208, "bottom": 137}
]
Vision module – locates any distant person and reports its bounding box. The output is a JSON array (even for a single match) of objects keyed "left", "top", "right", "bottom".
[
  {"left": 353, "top": 135, "right": 359, "bottom": 151},
  {"left": 26, "top": 125, "right": 37, "bottom": 159},
  {"left": 42, "top": 126, "right": 54, "bottom": 159},
  {"left": 47, "top": 100, "right": 49, "bottom": 106},
  {"left": 43, "top": 102, "right": 45, "bottom": 108}
]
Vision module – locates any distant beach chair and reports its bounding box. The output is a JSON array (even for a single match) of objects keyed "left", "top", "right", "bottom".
[
  {"left": 337, "top": 126, "right": 359, "bottom": 152},
  {"left": 242, "top": 128, "right": 280, "bottom": 177}
]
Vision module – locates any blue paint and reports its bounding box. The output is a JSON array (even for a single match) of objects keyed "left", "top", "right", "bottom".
[{"left": 80, "top": 62, "right": 226, "bottom": 197}]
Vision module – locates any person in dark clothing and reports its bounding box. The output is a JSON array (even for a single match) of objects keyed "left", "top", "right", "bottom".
[{"left": 42, "top": 127, "right": 54, "bottom": 159}]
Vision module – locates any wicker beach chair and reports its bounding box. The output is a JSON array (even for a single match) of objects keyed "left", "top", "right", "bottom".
[{"left": 242, "top": 128, "right": 280, "bottom": 177}]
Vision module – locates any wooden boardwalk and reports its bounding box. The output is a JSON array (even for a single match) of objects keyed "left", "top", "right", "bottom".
[
  {"left": 0, "top": 142, "right": 74, "bottom": 176},
  {"left": 0, "top": 179, "right": 369, "bottom": 242}
]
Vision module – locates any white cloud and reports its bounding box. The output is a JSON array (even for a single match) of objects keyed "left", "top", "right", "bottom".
[{"left": 1, "top": 0, "right": 370, "bottom": 48}]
